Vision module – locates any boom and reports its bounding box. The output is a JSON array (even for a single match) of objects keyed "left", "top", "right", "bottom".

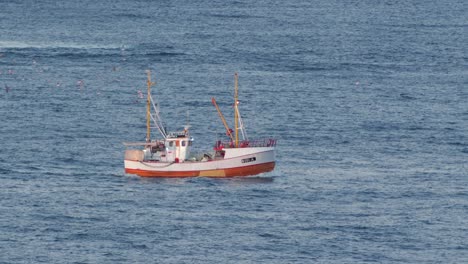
[{"left": 212, "top": 97, "right": 234, "bottom": 143}]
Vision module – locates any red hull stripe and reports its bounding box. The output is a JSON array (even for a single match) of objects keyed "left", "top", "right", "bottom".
[{"left": 125, "top": 162, "right": 275, "bottom": 178}]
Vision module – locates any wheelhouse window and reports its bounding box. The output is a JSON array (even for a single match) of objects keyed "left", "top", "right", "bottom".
[{"left": 182, "top": 141, "right": 186, "bottom": 147}]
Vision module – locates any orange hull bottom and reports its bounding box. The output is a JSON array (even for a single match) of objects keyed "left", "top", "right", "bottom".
[{"left": 125, "top": 162, "right": 275, "bottom": 178}]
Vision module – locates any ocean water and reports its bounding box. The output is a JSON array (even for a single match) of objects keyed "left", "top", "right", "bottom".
[{"left": 1, "top": 0, "right": 467, "bottom": 263}]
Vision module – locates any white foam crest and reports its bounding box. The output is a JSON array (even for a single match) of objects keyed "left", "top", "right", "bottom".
[{"left": 0, "top": 41, "right": 122, "bottom": 50}]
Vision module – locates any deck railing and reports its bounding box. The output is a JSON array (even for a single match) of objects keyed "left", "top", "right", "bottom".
[{"left": 214, "top": 138, "right": 277, "bottom": 150}]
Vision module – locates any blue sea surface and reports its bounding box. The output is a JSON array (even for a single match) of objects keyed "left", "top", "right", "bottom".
[{"left": 1, "top": 0, "right": 467, "bottom": 263}]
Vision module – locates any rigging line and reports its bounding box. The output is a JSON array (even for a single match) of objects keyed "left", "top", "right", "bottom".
[
  {"left": 148, "top": 94, "right": 163, "bottom": 122},
  {"left": 139, "top": 161, "right": 175, "bottom": 168},
  {"left": 149, "top": 112, "right": 167, "bottom": 138},
  {"left": 148, "top": 93, "right": 167, "bottom": 138},
  {"left": 235, "top": 106, "right": 248, "bottom": 140}
]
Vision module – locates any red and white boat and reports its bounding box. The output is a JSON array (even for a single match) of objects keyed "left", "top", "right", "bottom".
[{"left": 124, "top": 71, "right": 276, "bottom": 178}]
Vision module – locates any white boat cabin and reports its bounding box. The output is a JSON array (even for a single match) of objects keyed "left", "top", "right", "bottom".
[{"left": 142, "top": 131, "right": 193, "bottom": 163}]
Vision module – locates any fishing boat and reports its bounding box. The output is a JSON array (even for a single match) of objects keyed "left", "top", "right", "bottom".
[{"left": 124, "top": 70, "right": 276, "bottom": 178}]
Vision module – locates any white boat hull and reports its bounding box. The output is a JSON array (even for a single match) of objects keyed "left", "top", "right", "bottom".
[{"left": 124, "top": 147, "right": 275, "bottom": 177}]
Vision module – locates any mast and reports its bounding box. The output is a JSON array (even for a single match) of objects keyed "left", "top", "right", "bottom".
[
  {"left": 234, "top": 73, "right": 239, "bottom": 148},
  {"left": 146, "top": 70, "right": 155, "bottom": 142}
]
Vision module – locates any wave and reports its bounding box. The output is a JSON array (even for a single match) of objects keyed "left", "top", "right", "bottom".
[
  {"left": 0, "top": 41, "right": 124, "bottom": 60},
  {"left": 0, "top": 41, "right": 121, "bottom": 50},
  {"left": 0, "top": 41, "right": 185, "bottom": 61}
]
